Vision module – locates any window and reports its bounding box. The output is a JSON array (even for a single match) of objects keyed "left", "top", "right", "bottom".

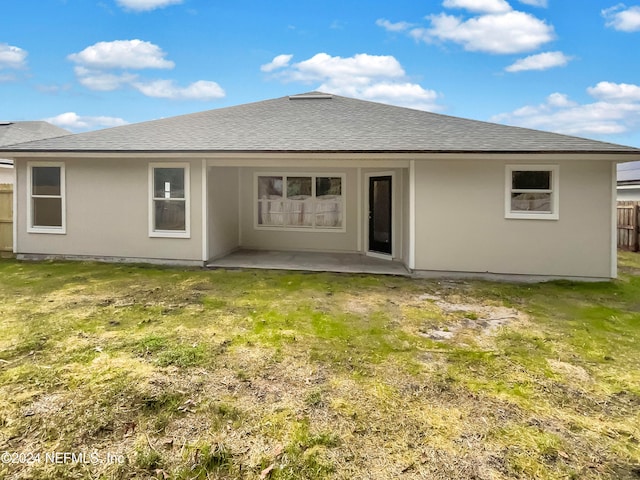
[
  {"left": 28, "top": 162, "right": 65, "bottom": 233},
  {"left": 256, "top": 174, "right": 344, "bottom": 230},
  {"left": 505, "top": 165, "right": 558, "bottom": 220},
  {"left": 149, "top": 163, "right": 190, "bottom": 237}
]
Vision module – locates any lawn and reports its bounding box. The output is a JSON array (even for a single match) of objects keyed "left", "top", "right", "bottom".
[{"left": 0, "top": 255, "right": 639, "bottom": 479}]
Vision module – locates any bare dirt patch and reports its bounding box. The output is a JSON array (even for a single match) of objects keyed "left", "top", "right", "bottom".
[
  {"left": 22, "top": 394, "right": 67, "bottom": 418},
  {"left": 547, "top": 359, "right": 593, "bottom": 384},
  {"left": 415, "top": 293, "right": 528, "bottom": 342}
]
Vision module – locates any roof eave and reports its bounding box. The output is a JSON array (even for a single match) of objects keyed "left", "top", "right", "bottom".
[{"left": 2, "top": 148, "right": 640, "bottom": 155}]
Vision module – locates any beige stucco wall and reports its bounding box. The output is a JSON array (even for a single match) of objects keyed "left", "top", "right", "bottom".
[
  {"left": 208, "top": 166, "right": 239, "bottom": 259},
  {"left": 12, "top": 153, "right": 615, "bottom": 277},
  {"left": 238, "top": 167, "right": 360, "bottom": 253},
  {"left": 15, "top": 158, "right": 203, "bottom": 263},
  {"left": 413, "top": 158, "right": 614, "bottom": 278}
]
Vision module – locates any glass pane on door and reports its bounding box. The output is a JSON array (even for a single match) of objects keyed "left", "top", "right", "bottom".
[{"left": 369, "top": 176, "right": 392, "bottom": 254}]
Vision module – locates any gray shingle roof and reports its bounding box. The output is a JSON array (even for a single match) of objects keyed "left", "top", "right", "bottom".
[
  {"left": 0, "top": 121, "right": 70, "bottom": 147},
  {"left": 1, "top": 93, "right": 638, "bottom": 154}
]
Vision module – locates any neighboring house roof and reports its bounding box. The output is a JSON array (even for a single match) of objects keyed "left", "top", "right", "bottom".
[
  {"left": 0, "top": 121, "right": 69, "bottom": 148},
  {"left": 1, "top": 93, "right": 639, "bottom": 154},
  {"left": 618, "top": 161, "right": 640, "bottom": 185}
]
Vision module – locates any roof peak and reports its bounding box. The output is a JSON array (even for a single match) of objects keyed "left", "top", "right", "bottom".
[{"left": 288, "top": 91, "right": 333, "bottom": 100}]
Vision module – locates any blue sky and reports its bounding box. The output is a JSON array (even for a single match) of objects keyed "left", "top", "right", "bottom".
[{"left": 2, "top": 0, "right": 640, "bottom": 147}]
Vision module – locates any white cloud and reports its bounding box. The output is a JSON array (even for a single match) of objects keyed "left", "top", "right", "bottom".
[
  {"left": 587, "top": 81, "right": 640, "bottom": 102},
  {"left": 74, "top": 66, "right": 138, "bottom": 91},
  {"left": 375, "top": 19, "right": 414, "bottom": 32},
  {"left": 379, "top": 2, "right": 555, "bottom": 55},
  {"left": 67, "top": 39, "right": 225, "bottom": 101},
  {"left": 603, "top": 4, "right": 640, "bottom": 32},
  {"left": 518, "top": 0, "right": 548, "bottom": 7},
  {"left": 115, "top": 0, "right": 183, "bottom": 12},
  {"left": 490, "top": 82, "right": 640, "bottom": 137},
  {"left": 414, "top": 11, "right": 554, "bottom": 54},
  {"left": 261, "top": 54, "right": 293, "bottom": 72},
  {"left": 327, "top": 81, "right": 440, "bottom": 111},
  {"left": 288, "top": 53, "right": 405, "bottom": 83},
  {"left": 442, "top": 0, "right": 512, "bottom": 14},
  {"left": 0, "top": 43, "right": 27, "bottom": 69},
  {"left": 265, "top": 52, "right": 441, "bottom": 111},
  {"left": 45, "top": 112, "right": 128, "bottom": 132},
  {"left": 546, "top": 92, "right": 576, "bottom": 108},
  {"left": 505, "top": 51, "right": 571, "bottom": 72},
  {"left": 132, "top": 79, "right": 225, "bottom": 100},
  {"left": 68, "top": 40, "right": 175, "bottom": 70}
]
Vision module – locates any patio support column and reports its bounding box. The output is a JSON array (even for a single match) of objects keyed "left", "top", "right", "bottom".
[
  {"left": 611, "top": 161, "right": 618, "bottom": 279},
  {"left": 409, "top": 159, "right": 416, "bottom": 270},
  {"left": 201, "top": 159, "right": 208, "bottom": 263},
  {"left": 12, "top": 159, "right": 17, "bottom": 254},
  {"left": 237, "top": 167, "right": 242, "bottom": 246},
  {"left": 357, "top": 167, "right": 362, "bottom": 252}
]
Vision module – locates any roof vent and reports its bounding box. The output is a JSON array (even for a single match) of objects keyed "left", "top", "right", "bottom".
[{"left": 289, "top": 92, "right": 333, "bottom": 100}]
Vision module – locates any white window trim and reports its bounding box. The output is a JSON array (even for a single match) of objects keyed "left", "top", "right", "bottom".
[
  {"left": 149, "top": 162, "right": 191, "bottom": 238},
  {"left": 253, "top": 172, "right": 346, "bottom": 233},
  {"left": 27, "top": 161, "right": 66, "bottom": 234},
  {"left": 505, "top": 165, "right": 559, "bottom": 220}
]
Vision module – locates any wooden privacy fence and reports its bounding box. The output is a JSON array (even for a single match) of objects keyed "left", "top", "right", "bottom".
[
  {"left": 0, "top": 184, "right": 12, "bottom": 258},
  {"left": 618, "top": 201, "right": 640, "bottom": 251}
]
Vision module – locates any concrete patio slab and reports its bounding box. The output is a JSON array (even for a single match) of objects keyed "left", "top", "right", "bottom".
[{"left": 207, "top": 249, "right": 410, "bottom": 276}]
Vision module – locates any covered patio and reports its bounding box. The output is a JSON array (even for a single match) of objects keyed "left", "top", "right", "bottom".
[{"left": 207, "top": 249, "right": 410, "bottom": 276}]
